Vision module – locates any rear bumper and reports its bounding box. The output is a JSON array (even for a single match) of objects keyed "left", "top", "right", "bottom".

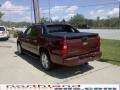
[
  {"left": 0, "top": 34, "right": 9, "bottom": 39},
  {"left": 63, "top": 51, "right": 102, "bottom": 66}
]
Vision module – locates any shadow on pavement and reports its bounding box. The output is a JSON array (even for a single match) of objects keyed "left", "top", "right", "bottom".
[
  {"left": 0, "top": 38, "right": 8, "bottom": 41},
  {"left": 15, "top": 51, "right": 94, "bottom": 79}
]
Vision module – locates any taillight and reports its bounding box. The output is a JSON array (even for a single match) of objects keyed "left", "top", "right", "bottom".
[
  {"left": 98, "top": 35, "right": 101, "bottom": 51},
  {"left": 2, "top": 31, "right": 5, "bottom": 34},
  {"left": 61, "top": 39, "right": 68, "bottom": 56}
]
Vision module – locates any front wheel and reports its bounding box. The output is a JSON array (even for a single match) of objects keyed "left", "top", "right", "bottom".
[
  {"left": 17, "top": 43, "right": 23, "bottom": 55},
  {"left": 84, "top": 62, "right": 89, "bottom": 65},
  {"left": 40, "top": 51, "right": 53, "bottom": 71}
]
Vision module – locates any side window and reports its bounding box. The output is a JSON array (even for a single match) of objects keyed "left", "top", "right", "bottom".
[
  {"left": 30, "top": 26, "right": 40, "bottom": 38},
  {"left": 26, "top": 28, "right": 32, "bottom": 35},
  {"left": 24, "top": 26, "right": 40, "bottom": 38},
  {"left": 36, "top": 25, "right": 43, "bottom": 34},
  {"left": 24, "top": 26, "right": 32, "bottom": 36}
]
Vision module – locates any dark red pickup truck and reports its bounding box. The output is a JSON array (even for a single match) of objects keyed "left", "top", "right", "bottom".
[{"left": 17, "top": 24, "right": 102, "bottom": 70}]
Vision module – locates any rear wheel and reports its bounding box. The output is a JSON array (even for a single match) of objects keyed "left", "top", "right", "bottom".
[
  {"left": 84, "top": 62, "right": 89, "bottom": 65},
  {"left": 5, "top": 37, "right": 9, "bottom": 40},
  {"left": 40, "top": 51, "right": 53, "bottom": 71}
]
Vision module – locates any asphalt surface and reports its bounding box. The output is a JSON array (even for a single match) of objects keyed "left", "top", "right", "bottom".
[
  {"left": 79, "top": 29, "right": 120, "bottom": 40},
  {"left": 0, "top": 38, "right": 120, "bottom": 84}
]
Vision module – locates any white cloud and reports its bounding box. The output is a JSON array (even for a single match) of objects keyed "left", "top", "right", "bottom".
[
  {"left": 51, "top": 6, "right": 67, "bottom": 13},
  {"left": 62, "top": 14, "right": 75, "bottom": 21},
  {"left": 90, "top": 8, "right": 119, "bottom": 19},
  {"left": 41, "top": 9, "right": 49, "bottom": 14},
  {"left": 0, "top": 1, "right": 31, "bottom": 22},
  {"left": 90, "top": 9, "right": 107, "bottom": 19},
  {"left": 108, "top": 8, "right": 119, "bottom": 17},
  {"left": 51, "top": 16, "right": 60, "bottom": 21},
  {"left": 66, "top": 6, "right": 78, "bottom": 14},
  {"left": 41, "top": 6, "right": 67, "bottom": 14},
  {"left": 0, "top": 1, "right": 78, "bottom": 22},
  {"left": 0, "top": 1, "right": 29, "bottom": 15},
  {"left": 41, "top": 5, "right": 78, "bottom": 21},
  {"left": 51, "top": 14, "right": 75, "bottom": 21},
  {"left": 23, "top": 16, "right": 31, "bottom": 22}
]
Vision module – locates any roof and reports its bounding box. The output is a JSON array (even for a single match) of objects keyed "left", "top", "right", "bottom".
[
  {"left": 0, "top": 26, "right": 5, "bottom": 27},
  {"left": 32, "top": 23, "right": 71, "bottom": 26}
]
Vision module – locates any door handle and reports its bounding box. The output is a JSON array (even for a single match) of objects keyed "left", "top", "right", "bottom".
[
  {"left": 26, "top": 38, "right": 29, "bottom": 41},
  {"left": 33, "top": 40, "right": 37, "bottom": 43}
]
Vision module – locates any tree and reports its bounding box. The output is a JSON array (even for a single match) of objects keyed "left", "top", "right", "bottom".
[
  {"left": 69, "top": 14, "right": 86, "bottom": 28},
  {"left": 61, "top": 19, "right": 66, "bottom": 23},
  {"left": 40, "top": 17, "right": 49, "bottom": 23},
  {"left": 0, "top": 12, "right": 4, "bottom": 19},
  {"left": 0, "top": 4, "right": 4, "bottom": 23}
]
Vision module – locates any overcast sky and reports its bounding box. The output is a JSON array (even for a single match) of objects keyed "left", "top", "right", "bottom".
[{"left": 0, "top": 0, "right": 119, "bottom": 22}]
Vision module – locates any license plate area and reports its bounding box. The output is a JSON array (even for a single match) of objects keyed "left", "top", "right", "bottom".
[
  {"left": 82, "top": 42, "right": 88, "bottom": 45},
  {"left": 79, "top": 57, "right": 93, "bottom": 62}
]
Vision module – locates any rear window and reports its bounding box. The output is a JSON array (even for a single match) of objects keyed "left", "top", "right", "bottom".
[
  {"left": 46, "top": 25, "right": 78, "bottom": 33},
  {"left": 0, "top": 27, "right": 5, "bottom": 31}
]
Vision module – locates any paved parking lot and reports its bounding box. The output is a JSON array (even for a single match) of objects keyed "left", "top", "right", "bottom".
[
  {"left": 79, "top": 29, "right": 120, "bottom": 40},
  {"left": 0, "top": 38, "right": 120, "bottom": 84}
]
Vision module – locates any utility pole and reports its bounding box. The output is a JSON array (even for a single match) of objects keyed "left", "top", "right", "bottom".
[
  {"left": 48, "top": 0, "right": 51, "bottom": 22},
  {"left": 118, "top": 0, "right": 120, "bottom": 29},
  {"left": 0, "top": 4, "right": 1, "bottom": 24},
  {"left": 33, "top": 0, "right": 40, "bottom": 23},
  {"left": 119, "top": 0, "right": 120, "bottom": 20}
]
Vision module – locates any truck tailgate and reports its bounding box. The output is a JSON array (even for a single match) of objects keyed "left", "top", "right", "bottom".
[
  {"left": 48, "top": 32, "right": 100, "bottom": 58},
  {"left": 66, "top": 34, "right": 100, "bottom": 58}
]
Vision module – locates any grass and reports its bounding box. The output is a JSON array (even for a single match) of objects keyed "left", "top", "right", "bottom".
[{"left": 100, "top": 39, "right": 120, "bottom": 66}]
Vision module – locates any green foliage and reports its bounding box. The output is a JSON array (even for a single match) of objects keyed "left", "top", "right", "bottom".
[
  {"left": 0, "top": 12, "right": 4, "bottom": 19},
  {"left": 69, "top": 14, "right": 86, "bottom": 28},
  {"left": 100, "top": 39, "right": 120, "bottom": 66},
  {"left": 13, "top": 31, "right": 18, "bottom": 38},
  {"left": 10, "top": 30, "right": 23, "bottom": 38},
  {"left": 0, "top": 21, "right": 31, "bottom": 27},
  {"left": 69, "top": 14, "right": 120, "bottom": 29},
  {"left": 0, "top": 17, "right": 49, "bottom": 27},
  {"left": 90, "top": 18, "right": 120, "bottom": 29},
  {"left": 40, "top": 17, "right": 49, "bottom": 23},
  {"left": 0, "top": 13, "right": 120, "bottom": 29}
]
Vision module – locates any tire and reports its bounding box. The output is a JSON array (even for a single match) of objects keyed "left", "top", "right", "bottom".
[
  {"left": 40, "top": 51, "right": 53, "bottom": 71},
  {"left": 17, "top": 43, "right": 23, "bottom": 55},
  {"left": 84, "top": 62, "right": 89, "bottom": 65},
  {"left": 6, "top": 37, "right": 9, "bottom": 41}
]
